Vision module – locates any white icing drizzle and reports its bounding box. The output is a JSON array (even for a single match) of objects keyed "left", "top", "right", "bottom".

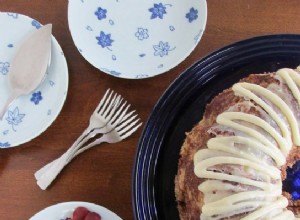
[{"left": 194, "top": 68, "right": 300, "bottom": 219}]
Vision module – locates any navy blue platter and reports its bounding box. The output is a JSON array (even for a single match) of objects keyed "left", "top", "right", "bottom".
[{"left": 132, "top": 34, "right": 300, "bottom": 220}]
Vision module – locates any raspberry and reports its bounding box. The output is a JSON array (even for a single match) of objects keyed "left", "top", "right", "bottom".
[
  {"left": 72, "top": 207, "right": 90, "bottom": 220},
  {"left": 84, "top": 212, "right": 101, "bottom": 220}
]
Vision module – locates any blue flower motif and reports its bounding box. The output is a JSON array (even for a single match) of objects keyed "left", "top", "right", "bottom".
[
  {"left": 6, "top": 107, "right": 25, "bottom": 132},
  {"left": 49, "top": 80, "right": 55, "bottom": 87},
  {"left": 186, "top": 7, "right": 198, "bottom": 23},
  {"left": 32, "top": 20, "right": 42, "bottom": 29},
  {"left": 0, "top": 142, "right": 11, "bottom": 148},
  {"left": 7, "top": 13, "right": 18, "bottom": 19},
  {"left": 31, "top": 91, "right": 43, "bottom": 105},
  {"left": 169, "top": 26, "right": 175, "bottom": 31},
  {"left": 153, "top": 41, "right": 174, "bottom": 57},
  {"left": 95, "top": 7, "right": 107, "bottom": 20},
  {"left": 96, "top": 31, "right": 114, "bottom": 48},
  {"left": 194, "top": 29, "right": 204, "bottom": 43},
  {"left": 135, "top": 28, "right": 149, "bottom": 40},
  {"left": 149, "top": 3, "right": 167, "bottom": 19},
  {"left": 110, "top": 70, "right": 121, "bottom": 76},
  {"left": 0, "top": 62, "right": 10, "bottom": 75},
  {"left": 135, "top": 74, "right": 149, "bottom": 79},
  {"left": 109, "top": 19, "right": 115, "bottom": 25},
  {"left": 86, "top": 26, "right": 93, "bottom": 31}
]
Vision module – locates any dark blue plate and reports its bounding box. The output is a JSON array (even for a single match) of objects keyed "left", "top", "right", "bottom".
[{"left": 132, "top": 34, "right": 300, "bottom": 220}]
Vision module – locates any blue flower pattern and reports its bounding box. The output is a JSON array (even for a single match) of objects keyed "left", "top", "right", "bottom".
[
  {"left": 0, "top": 142, "right": 11, "bottom": 148},
  {"left": 95, "top": 7, "right": 107, "bottom": 20},
  {"left": 96, "top": 31, "right": 114, "bottom": 48},
  {"left": 7, "top": 13, "right": 18, "bottom": 19},
  {"left": 153, "top": 41, "right": 174, "bottom": 57},
  {"left": 0, "top": 62, "right": 10, "bottom": 75},
  {"left": 186, "top": 7, "right": 198, "bottom": 23},
  {"left": 6, "top": 107, "right": 25, "bottom": 132},
  {"left": 135, "top": 28, "right": 149, "bottom": 40},
  {"left": 109, "top": 19, "right": 114, "bottom": 25},
  {"left": 0, "top": 13, "right": 68, "bottom": 147},
  {"left": 31, "top": 91, "right": 43, "bottom": 105},
  {"left": 77, "top": 2, "right": 204, "bottom": 77},
  {"left": 86, "top": 26, "right": 93, "bottom": 31},
  {"left": 149, "top": 3, "right": 167, "bottom": 19},
  {"left": 31, "top": 20, "right": 42, "bottom": 29},
  {"left": 110, "top": 70, "right": 121, "bottom": 76},
  {"left": 169, "top": 26, "right": 175, "bottom": 31}
]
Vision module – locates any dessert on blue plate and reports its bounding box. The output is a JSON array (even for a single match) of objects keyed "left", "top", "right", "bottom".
[{"left": 176, "top": 67, "right": 300, "bottom": 219}]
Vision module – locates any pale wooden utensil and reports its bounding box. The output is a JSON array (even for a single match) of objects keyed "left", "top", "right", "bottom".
[{"left": 0, "top": 24, "right": 52, "bottom": 119}]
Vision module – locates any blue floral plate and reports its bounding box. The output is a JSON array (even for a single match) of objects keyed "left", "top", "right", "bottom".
[
  {"left": 68, "top": 0, "right": 207, "bottom": 79},
  {"left": 29, "top": 202, "right": 122, "bottom": 220},
  {"left": 0, "top": 12, "right": 68, "bottom": 148}
]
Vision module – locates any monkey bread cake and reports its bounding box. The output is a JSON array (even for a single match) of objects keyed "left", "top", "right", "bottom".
[{"left": 175, "top": 67, "right": 300, "bottom": 219}]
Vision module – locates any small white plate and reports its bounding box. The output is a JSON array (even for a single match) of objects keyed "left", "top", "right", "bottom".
[
  {"left": 0, "top": 12, "right": 68, "bottom": 148},
  {"left": 29, "top": 201, "right": 122, "bottom": 220},
  {"left": 68, "top": 0, "right": 207, "bottom": 79}
]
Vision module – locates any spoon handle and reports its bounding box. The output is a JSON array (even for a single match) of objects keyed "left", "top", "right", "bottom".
[{"left": 0, "top": 94, "right": 18, "bottom": 120}]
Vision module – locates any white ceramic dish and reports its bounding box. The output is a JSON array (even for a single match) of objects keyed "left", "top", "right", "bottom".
[
  {"left": 68, "top": 0, "right": 207, "bottom": 79},
  {"left": 0, "top": 12, "right": 68, "bottom": 148},
  {"left": 29, "top": 201, "right": 122, "bottom": 220}
]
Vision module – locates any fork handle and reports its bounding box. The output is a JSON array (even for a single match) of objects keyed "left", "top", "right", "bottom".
[
  {"left": 34, "top": 126, "right": 102, "bottom": 181},
  {"left": 35, "top": 135, "right": 107, "bottom": 190},
  {"left": 34, "top": 125, "right": 93, "bottom": 182},
  {"left": 36, "top": 152, "right": 70, "bottom": 190}
]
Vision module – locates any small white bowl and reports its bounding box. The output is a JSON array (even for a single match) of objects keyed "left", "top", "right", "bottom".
[{"left": 68, "top": 0, "right": 207, "bottom": 79}]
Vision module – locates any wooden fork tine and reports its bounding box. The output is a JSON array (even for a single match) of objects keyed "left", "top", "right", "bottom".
[{"left": 120, "top": 120, "right": 142, "bottom": 140}]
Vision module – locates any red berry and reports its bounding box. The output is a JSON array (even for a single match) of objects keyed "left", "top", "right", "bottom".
[
  {"left": 72, "top": 207, "right": 90, "bottom": 220},
  {"left": 84, "top": 211, "right": 101, "bottom": 220}
]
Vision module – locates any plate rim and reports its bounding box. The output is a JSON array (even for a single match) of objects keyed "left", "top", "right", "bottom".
[{"left": 132, "top": 33, "right": 300, "bottom": 219}]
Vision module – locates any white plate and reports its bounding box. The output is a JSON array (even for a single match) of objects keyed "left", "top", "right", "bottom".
[
  {"left": 29, "top": 201, "right": 122, "bottom": 220},
  {"left": 0, "top": 12, "right": 68, "bottom": 148},
  {"left": 68, "top": 0, "right": 207, "bottom": 79}
]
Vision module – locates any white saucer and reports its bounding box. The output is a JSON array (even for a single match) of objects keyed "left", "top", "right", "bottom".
[
  {"left": 29, "top": 201, "right": 122, "bottom": 220},
  {"left": 0, "top": 12, "right": 68, "bottom": 148},
  {"left": 68, "top": 0, "right": 207, "bottom": 79}
]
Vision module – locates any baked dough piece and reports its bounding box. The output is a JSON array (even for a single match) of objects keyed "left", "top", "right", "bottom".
[{"left": 175, "top": 68, "right": 300, "bottom": 219}]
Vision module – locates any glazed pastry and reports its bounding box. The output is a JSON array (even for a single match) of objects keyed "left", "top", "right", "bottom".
[{"left": 175, "top": 67, "right": 300, "bottom": 219}]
